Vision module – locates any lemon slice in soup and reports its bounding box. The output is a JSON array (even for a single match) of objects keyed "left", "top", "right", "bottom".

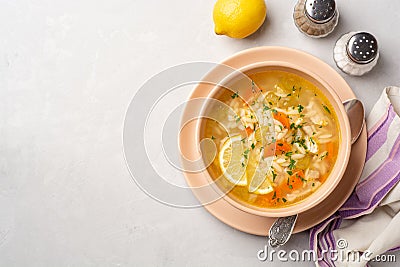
[
  {"left": 254, "top": 126, "right": 267, "bottom": 142},
  {"left": 247, "top": 126, "right": 274, "bottom": 194},
  {"left": 219, "top": 135, "right": 247, "bottom": 186},
  {"left": 253, "top": 174, "right": 274, "bottom": 195},
  {"left": 247, "top": 156, "right": 274, "bottom": 194}
]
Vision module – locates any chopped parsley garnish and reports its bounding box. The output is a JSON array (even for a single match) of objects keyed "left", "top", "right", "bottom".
[
  {"left": 300, "top": 114, "right": 305, "bottom": 118},
  {"left": 235, "top": 115, "right": 241, "bottom": 123},
  {"left": 271, "top": 109, "right": 278, "bottom": 114},
  {"left": 282, "top": 198, "right": 287, "bottom": 203},
  {"left": 272, "top": 171, "right": 277, "bottom": 182},
  {"left": 297, "top": 138, "right": 308, "bottom": 150},
  {"left": 290, "top": 122, "right": 303, "bottom": 130},
  {"left": 310, "top": 137, "right": 315, "bottom": 145},
  {"left": 320, "top": 152, "right": 329, "bottom": 160},
  {"left": 322, "top": 104, "right": 331, "bottom": 114},
  {"left": 243, "top": 149, "right": 250, "bottom": 159},
  {"left": 241, "top": 137, "right": 247, "bottom": 143},
  {"left": 297, "top": 104, "right": 304, "bottom": 113},
  {"left": 251, "top": 80, "right": 256, "bottom": 93},
  {"left": 251, "top": 143, "right": 255, "bottom": 150},
  {"left": 312, "top": 183, "right": 315, "bottom": 187},
  {"left": 269, "top": 101, "right": 273, "bottom": 106},
  {"left": 241, "top": 162, "right": 245, "bottom": 167},
  {"left": 289, "top": 185, "right": 293, "bottom": 189},
  {"left": 287, "top": 170, "right": 293, "bottom": 176},
  {"left": 277, "top": 143, "right": 283, "bottom": 147},
  {"left": 285, "top": 151, "right": 293, "bottom": 157},
  {"left": 211, "top": 135, "right": 216, "bottom": 140},
  {"left": 278, "top": 125, "right": 283, "bottom": 131},
  {"left": 288, "top": 158, "right": 296, "bottom": 170},
  {"left": 263, "top": 104, "right": 270, "bottom": 111},
  {"left": 231, "top": 91, "right": 239, "bottom": 99},
  {"left": 287, "top": 93, "right": 292, "bottom": 97}
]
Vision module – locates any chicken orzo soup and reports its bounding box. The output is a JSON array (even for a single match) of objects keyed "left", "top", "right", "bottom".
[{"left": 201, "top": 70, "right": 340, "bottom": 208}]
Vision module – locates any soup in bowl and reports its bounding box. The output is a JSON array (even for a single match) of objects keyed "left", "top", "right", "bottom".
[{"left": 198, "top": 62, "right": 351, "bottom": 217}]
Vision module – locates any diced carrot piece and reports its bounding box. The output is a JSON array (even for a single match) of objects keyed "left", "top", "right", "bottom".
[
  {"left": 288, "top": 170, "right": 304, "bottom": 190},
  {"left": 268, "top": 187, "right": 283, "bottom": 204},
  {"left": 273, "top": 112, "right": 290, "bottom": 129},
  {"left": 275, "top": 140, "right": 291, "bottom": 154},
  {"left": 319, "top": 174, "right": 329, "bottom": 183},
  {"left": 295, "top": 170, "right": 305, "bottom": 178},
  {"left": 245, "top": 126, "right": 253, "bottom": 136},
  {"left": 274, "top": 187, "right": 283, "bottom": 198},
  {"left": 326, "top": 142, "right": 335, "bottom": 161}
]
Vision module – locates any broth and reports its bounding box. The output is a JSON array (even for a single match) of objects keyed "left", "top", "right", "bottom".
[{"left": 201, "top": 70, "right": 340, "bottom": 208}]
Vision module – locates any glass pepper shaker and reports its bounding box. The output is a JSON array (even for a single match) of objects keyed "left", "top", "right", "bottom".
[
  {"left": 293, "top": 0, "right": 339, "bottom": 38},
  {"left": 333, "top": 31, "right": 379, "bottom": 76}
]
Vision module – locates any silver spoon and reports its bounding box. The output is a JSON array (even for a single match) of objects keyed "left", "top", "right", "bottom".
[
  {"left": 268, "top": 99, "right": 365, "bottom": 247},
  {"left": 343, "top": 99, "right": 365, "bottom": 144}
]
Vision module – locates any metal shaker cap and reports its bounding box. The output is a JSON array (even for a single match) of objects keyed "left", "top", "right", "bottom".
[
  {"left": 305, "top": 0, "right": 336, "bottom": 24},
  {"left": 346, "top": 32, "right": 378, "bottom": 64}
]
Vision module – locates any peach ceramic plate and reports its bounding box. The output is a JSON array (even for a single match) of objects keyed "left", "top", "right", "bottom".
[{"left": 180, "top": 47, "right": 367, "bottom": 236}]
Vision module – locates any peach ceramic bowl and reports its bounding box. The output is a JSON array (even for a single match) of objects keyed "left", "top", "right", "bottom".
[{"left": 192, "top": 60, "right": 352, "bottom": 218}]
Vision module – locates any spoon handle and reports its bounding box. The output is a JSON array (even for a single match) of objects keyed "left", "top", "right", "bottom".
[{"left": 268, "top": 215, "right": 298, "bottom": 247}]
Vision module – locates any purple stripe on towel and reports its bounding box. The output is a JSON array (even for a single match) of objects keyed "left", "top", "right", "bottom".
[
  {"left": 340, "top": 171, "right": 400, "bottom": 218},
  {"left": 320, "top": 260, "right": 330, "bottom": 267},
  {"left": 310, "top": 214, "right": 337, "bottom": 250},
  {"left": 321, "top": 229, "right": 331, "bottom": 265},
  {"left": 317, "top": 261, "right": 329, "bottom": 267},
  {"left": 324, "top": 217, "right": 341, "bottom": 266},
  {"left": 330, "top": 217, "right": 342, "bottom": 250},
  {"left": 326, "top": 222, "right": 337, "bottom": 266},
  {"left": 358, "top": 134, "right": 400, "bottom": 190},
  {"left": 366, "top": 105, "right": 396, "bottom": 161},
  {"left": 327, "top": 219, "right": 336, "bottom": 247},
  {"left": 388, "top": 245, "right": 400, "bottom": 252},
  {"left": 340, "top": 134, "right": 400, "bottom": 211},
  {"left": 367, "top": 103, "right": 391, "bottom": 139},
  {"left": 311, "top": 214, "right": 342, "bottom": 265}
]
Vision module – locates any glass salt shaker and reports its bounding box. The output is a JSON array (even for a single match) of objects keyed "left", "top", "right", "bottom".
[
  {"left": 293, "top": 0, "right": 339, "bottom": 38},
  {"left": 333, "top": 31, "right": 379, "bottom": 76}
]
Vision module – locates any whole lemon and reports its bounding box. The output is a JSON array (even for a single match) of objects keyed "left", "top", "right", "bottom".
[{"left": 213, "top": 0, "right": 267, "bottom": 39}]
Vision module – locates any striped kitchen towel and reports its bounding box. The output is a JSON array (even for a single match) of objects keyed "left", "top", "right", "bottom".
[{"left": 310, "top": 86, "right": 400, "bottom": 267}]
